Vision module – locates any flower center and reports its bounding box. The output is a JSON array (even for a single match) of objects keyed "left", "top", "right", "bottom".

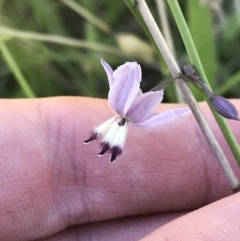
[{"left": 118, "top": 118, "right": 127, "bottom": 126}]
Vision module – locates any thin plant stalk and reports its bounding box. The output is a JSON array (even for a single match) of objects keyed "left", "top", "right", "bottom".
[
  {"left": 155, "top": 0, "right": 184, "bottom": 102},
  {"left": 124, "top": 0, "right": 170, "bottom": 74},
  {"left": 0, "top": 26, "right": 126, "bottom": 58},
  {"left": 125, "top": 0, "right": 240, "bottom": 191},
  {"left": 166, "top": 0, "right": 240, "bottom": 166},
  {"left": 60, "top": 0, "right": 112, "bottom": 34},
  {"left": 216, "top": 70, "right": 240, "bottom": 95},
  {"left": 0, "top": 40, "right": 35, "bottom": 98}
]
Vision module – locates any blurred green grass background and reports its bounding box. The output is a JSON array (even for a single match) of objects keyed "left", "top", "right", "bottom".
[{"left": 0, "top": 0, "right": 240, "bottom": 101}]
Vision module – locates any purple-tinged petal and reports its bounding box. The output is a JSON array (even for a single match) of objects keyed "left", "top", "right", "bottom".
[
  {"left": 109, "top": 146, "right": 122, "bottom": 162},
  {"left": 108, "top": 62, "right": 141, "bottom": 116},
  {"left": 136, "top": 89, "right": 143, "bottom": 97},
  {"left": 98, "top": 143, "right": 110, "bottom": 156},
  {"left": 132, "top": 108, "right": 191, "bottom": 130},
  {"left": 101, "top": 58, "right": 114, "bottom": 87},
  {"left": 126, "top": 90, "right": 164, "bottom": 123}
]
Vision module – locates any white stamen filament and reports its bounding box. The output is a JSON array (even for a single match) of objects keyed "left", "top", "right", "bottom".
[
  {"left": 94, "top": 116, "right": 118, "bottom": 136},
  {"left": 111, "top": 125, "right": 128, "bottom": 148},
  {"left": 102, "top": 121, "right": 120, "bottom": 146},
  {"left": 102, "top": 120, "right": 128, "bottom": 148}
]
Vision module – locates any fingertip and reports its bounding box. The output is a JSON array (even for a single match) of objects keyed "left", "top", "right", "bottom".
[{"left": 141, "top": 193, "right": 240, "bottom": 241}]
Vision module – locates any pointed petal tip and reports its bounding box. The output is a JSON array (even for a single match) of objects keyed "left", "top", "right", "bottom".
[
  {"left": 172, "top": 107, "right": 192, "bottom": 117},
  {"left": 113, "top": 61, "right": 142, "bottom": 82},
  {"left": 178, "top": 108, "right": 192, "bottom": 116},
  {"left": 132, "top": 107, "right": 191, "bottom": 130},
  {"left": 101, "top": 58, "right": 114, "bottom": 87}
]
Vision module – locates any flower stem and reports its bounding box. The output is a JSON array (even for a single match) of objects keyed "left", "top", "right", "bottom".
[
  {"left": 0, "top": 40, "right": 36, "bottom": 98},
  {"left": 166, "top": 0, "right": 240, "bottom": 167},
  {"left": 166, "top": 1, "right": 210, "bottom": 88},
  {"left": 123, "top": 0, "right": 176, "bottom": 90},
  {"left": 155, "top": 0, "right": 184, "bottom": 103},
  {"left": 126, "top": 0, "right": 240, "bottom": 191}
]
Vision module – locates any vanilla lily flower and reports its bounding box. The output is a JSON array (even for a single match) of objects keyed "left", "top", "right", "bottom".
[{"left": 84, "top": 59, "right": 191, "bottom": 162}]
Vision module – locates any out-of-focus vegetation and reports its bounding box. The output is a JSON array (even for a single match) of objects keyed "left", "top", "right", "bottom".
[{"left": 0, "top": 0, "right": 240, "bottom": 101}]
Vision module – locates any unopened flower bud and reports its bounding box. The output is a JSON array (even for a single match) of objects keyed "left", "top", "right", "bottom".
[
  {"left": 210, "top": 94, "right": 239, "bottom": 121},
  {"left": 181, "top": 65, "right": 205, "bottom": 90},
  {"left": 183, "top": 65, "right": 197, "bottom": 78}
]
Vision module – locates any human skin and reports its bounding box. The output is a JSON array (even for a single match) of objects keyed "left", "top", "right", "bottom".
[{"left": 0, "top": 97, "right": 239, "bottom": 241}]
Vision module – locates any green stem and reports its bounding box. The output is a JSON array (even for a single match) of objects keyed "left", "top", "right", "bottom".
[
  {"left": 155, "top": 0, "right": 184, "bottom": 102},
  {"left": 0, "top": 40, "right": 35, "bottom": 98},
  {"left": 216, "top": 70, "right": 240, "bottom": 95},
  {"left": 167, "top": 0, "right": 240, "bottom": 166},
  {"left": 166, "top": 0, "right": 210, "bottom": 89}
]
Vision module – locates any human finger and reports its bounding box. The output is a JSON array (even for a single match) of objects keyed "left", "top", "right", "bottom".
[
  {"left": 140, "top": 193, "right": 240, "bottom": 241},
  {"left": 36, "top": 213, "right": 184, "bottom": 241},
  {"left": 0, "top": 98, "right": 239, "bottom": 241}
]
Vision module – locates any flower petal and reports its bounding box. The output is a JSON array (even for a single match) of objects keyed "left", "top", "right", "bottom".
[
  {"left": 108, "top": 62, "right": 141, "bottom": 116},
  {"left": 101, "top": 58, "right": 114, "bottom": 87},
  {"left": 132, "top": 108, "right": 191, "bottom": 130},
  {"left": 126, "top": 90, "right": 164, "bottom": 123}
]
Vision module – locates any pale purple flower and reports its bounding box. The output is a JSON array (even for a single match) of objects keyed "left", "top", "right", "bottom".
[{"left": 84, "top": 59, "right": 191, "bottom": 162}]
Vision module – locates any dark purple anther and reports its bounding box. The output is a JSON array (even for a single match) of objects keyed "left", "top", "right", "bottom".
[
  {"left": 84, "top": 132, "right": 98, "bottom": 144},
  {"left": 98, "top": 143, "right": 110, "bottom": 156},
  {"left": 109, "top": 146, "right": 122, "bottom": 162},
  {"left": 118, "top": 118, "right": 126, "bottom": 126}
]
